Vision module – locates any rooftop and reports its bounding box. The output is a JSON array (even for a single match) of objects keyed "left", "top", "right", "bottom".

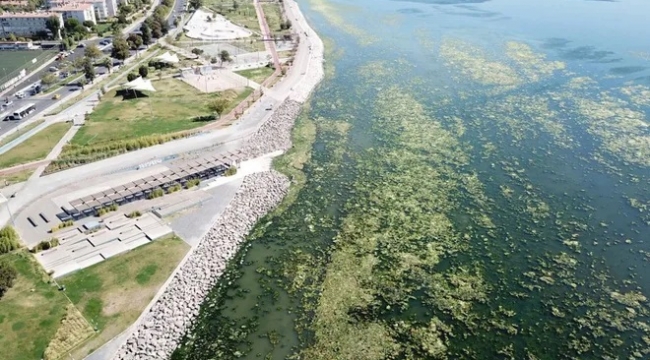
[
  {"left": 0, "top": 11, "right": 60, "bottom": 18},
  {"left": 50, "top": 2, "right": 92, "bottom": 11}
]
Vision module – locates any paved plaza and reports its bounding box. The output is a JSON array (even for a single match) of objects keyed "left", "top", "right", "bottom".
[{"left": 35, "top": 213, "right": 173, "bottom": 278}]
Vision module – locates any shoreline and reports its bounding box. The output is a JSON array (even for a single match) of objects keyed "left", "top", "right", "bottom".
[{"left": 111, "top": 0, "right": 325, "bottom": 358}]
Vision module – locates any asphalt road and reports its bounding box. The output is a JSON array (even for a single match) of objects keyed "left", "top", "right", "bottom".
[{"left": 169, "top": 0, "right": 187, "bottom": 27}]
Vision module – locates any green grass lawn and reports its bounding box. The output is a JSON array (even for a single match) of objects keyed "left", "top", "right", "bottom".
[
  {"left": 0, "top": 119, "right": 45, "bottom": 147},
  {"left": 94, "top": 22, "right": 113, "bottom": 36},
  {"left": 71, "top": 78, "right": 251, "bottom": 147},
  {"left": 59, "top": 235, "right": 189, "bottom": 359},
  {"left": 0, "top": 122, "right": 71, "bottom": 169},
  {"left": 205, "top": 0, "right": 260, "bottom": 32},
  {"left": 236, "top": 66, "right": 275, "bottom": 84},
  {"left": 0, "top": 50, "right": 56, "bottom": 83},
  {"left": 0, "top": 251, "right": 71, "bottom": 360},
  {"left": 262, "top": 2, "right": 291, "bottom": 36},
  {"left": 0, "top": 169, "right": 33, "bottom": 188}
]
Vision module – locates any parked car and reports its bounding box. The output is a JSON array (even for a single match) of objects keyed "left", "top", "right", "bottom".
[
  {"left": 49, "top": 66, "right": 58, "bottom": 72},
  {"left": 15, "top": 92, "right": 25, "bottom": 99},
  {"left": 77, "top": 43, "right": 86, "bottom": 48},
  {"left": 1, "top": 100, "right": 13, "bottom": 108}
]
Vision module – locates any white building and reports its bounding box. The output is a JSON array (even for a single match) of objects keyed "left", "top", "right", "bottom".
[
  {"left": 0, "top": 12, "right": 63, "bottom": 37},
  {"left": 104, "top": 0, "right": 117, "bottom": 18},
  {"left": 51, "top": 3, "right": 96, "bottom": 25},
  {"left": 49, "top": 0, "right": 117, "bottom": 20}
]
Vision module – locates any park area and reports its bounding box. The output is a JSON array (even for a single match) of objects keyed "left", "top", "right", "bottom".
[
  {"left": 0, "top": 234, "right": 188, "bottom": 360},
  {"left": 0, "top": 122, "right": 71, "bottom": 169},
  {"left": 70, "top": 78, "right": 251, "bottom": 148},
  {"left": 59, "top": 235, "right": 189, "bottom": 359},
  {"left": 0, "top": 250, "right": 73, "bottom": 360},
  {"left": 0, "top": 50, "right": 56, "bottom": 85},
  {"left": 204, "top": 0, "right": 260, "bottom": 32}
]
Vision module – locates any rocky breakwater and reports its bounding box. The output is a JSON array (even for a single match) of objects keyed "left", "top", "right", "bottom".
[
  {"left": 113, "top": 171, "right": 290, "bottom": 360},
  {"left": 242, "top": 99, "right": 302, "bottom": 159}
]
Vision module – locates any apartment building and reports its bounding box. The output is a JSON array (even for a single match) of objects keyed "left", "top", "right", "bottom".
[
  {"left": 48, "top": 0, "right": 117, "bottom": 20},
  {"left": 50, "top": 2, "right": 96, "bottom": 24},
  {"left": 0, "top": 12, "right": 63, "bottom": 37}
]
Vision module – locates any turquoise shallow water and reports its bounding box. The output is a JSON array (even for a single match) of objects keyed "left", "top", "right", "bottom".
[{"left": 172, "top": 0, "right": 650, "bottom": 359}]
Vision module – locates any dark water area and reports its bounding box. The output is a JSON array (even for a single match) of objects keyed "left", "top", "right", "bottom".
[{"left": 173, "top": 0, "right": 650, "bottom": 359}]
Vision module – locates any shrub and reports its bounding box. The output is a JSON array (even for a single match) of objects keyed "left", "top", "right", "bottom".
[
  {"left": 32, "top": 238, "right": 61, "bottom": 253},
  {"left": 186, "top": 178, "right": 200, "bottom": 188},
  {"left": 225, "top": 166, "right": 237, "bottom": 176},
  {"left": 147, "top": 188, "right": 164, "bottom": 199},
  {"left": 0, "top": 226, "right": 21, "bottom": 255},
  {"left": 127, "top": 72, "right": 138, "bottom": 81},
  {"left": 167, "top": 184, "right": 182, "bottom": 193},
  {"left": 0, "top": 261, "right": 18, "bottom": 299},
  {"left": 50, "top": 220, "right": 74, "bottom": 233},
  {"left": 126, "top": 210, "right": 142, "bottom": 218}
]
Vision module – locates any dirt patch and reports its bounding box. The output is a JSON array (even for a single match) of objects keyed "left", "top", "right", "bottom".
[{"left": 102, "top": 284, "right": 159, "bottom": 317}]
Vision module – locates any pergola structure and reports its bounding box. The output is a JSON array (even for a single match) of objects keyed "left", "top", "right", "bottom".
[{"left": 57, "top": 152, "right": 243, "bottom": 222}]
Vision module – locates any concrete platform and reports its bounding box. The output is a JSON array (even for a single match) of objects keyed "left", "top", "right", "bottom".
[{"left": 35, "top": 213, "right": 173, "bottom": 278}]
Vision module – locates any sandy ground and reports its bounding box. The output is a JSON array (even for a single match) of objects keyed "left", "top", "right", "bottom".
[
  {"left": 184, "top": 9, "right": 252, "bottom": 40},
  {"left": 181, "top": 68, "right": 252, "bottom": 92}
]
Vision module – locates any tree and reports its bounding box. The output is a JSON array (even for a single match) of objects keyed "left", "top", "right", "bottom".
[
  {"left": 191, "top": 48, "right": 204, "bottom": 56},
  {"left": 83, "top": 57, "right": 95, "bottom": 82},
  {"left": 41, "top": 73, "right": 57, "bottom": 86},
  {"left": 208, "top": 98, "right": 230, "bottom": 119},
  {"left": 233, "top": 0, "right": 239, "bottom": 11},
  {"left": 138, "top": 65, "right": 149, "bottom": 78},
  {"left": 0, "top": 261, "right": 17, "bottom": 299},
  {"left": 219, "top": 50, "right": 232, "bottom": 63},
  {"left": 111, "top": 34, "right": 130, "bottom": 60},
  {"left": 102, "top": 57, "right": 113, "bottom": 73},
  {"left": 46, "top": 16, "right": 61, "bottom": 39},
  {"left": 8, "top": 33, "right": 16, "bottom": 42},
  {"left": 127, "top": 72, "right": 138, "bottom": 82},
  {"left": 64, "top": 18, "right": 86, "bottom": 36},
  {"left": 127, "top": 33, "right": 143, "bottom": 50},
  {"left": 72, "top": 56, "right": 86, "bottom": 70},
  {"left": 140, "top": 23, "right": 152, "bottom": 45},
  {"left": 0, "top": 226, "right": 20, "bottom": 255},
  {"left": 82, "top": 20, "right": 95, "bottom": 29},
  {"left": 84, "top": 44, "right": 102, "bottom": 60},
  {"left": 78, "top": 77, "right": 87, "bottom": 89},
  {"left": 189, "top": 0, "right": 202, "bottom": 10}
]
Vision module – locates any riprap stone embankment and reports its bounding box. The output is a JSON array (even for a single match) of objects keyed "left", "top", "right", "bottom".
[{"left": 114, "top": 171, "right": 289, "bottom": 359}]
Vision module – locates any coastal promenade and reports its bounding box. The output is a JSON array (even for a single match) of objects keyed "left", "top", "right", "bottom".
[
  {"left": 0, "top": 0, "right": 323, "bottom": 358},
  {"left": 108, "top": 0, "right": 324, "bottom": 358}
]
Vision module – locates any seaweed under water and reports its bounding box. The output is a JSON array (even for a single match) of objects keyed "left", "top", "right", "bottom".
[{"left": 172, "top": 0, "right": 650, "bottom": 359}]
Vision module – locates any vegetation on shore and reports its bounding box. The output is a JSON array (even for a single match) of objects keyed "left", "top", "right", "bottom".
[
  {"left": 0, "top": 250, "right": 71, "bottom": 360},
  {"left": 59, "top": 235, "right": 189, "bottom": 359}
]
